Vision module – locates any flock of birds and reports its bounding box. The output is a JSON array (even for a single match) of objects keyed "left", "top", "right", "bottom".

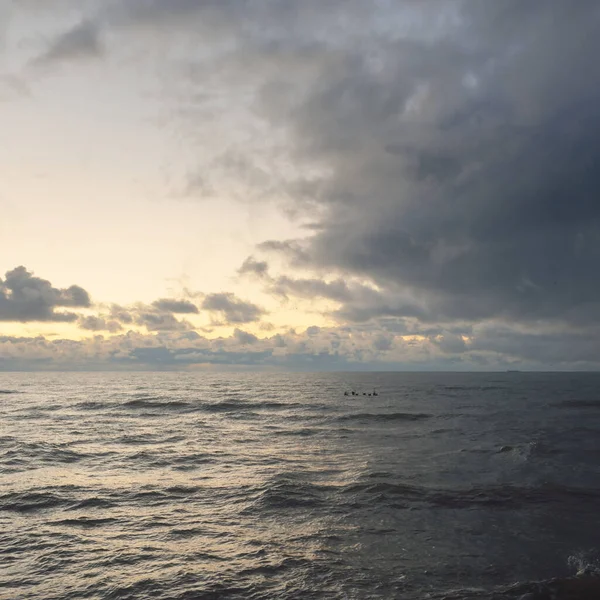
[{"left": 344, "top": 390, "right": 378, "bottom": 397}]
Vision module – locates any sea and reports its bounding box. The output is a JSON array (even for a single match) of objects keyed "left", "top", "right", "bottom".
[{"left": 2, "top": 371, "right": 600, "bottom": 600}]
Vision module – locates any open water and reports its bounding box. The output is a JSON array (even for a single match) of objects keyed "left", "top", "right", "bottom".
[{"left": 2, "top": 371, "right": 600, "bottom": 599}]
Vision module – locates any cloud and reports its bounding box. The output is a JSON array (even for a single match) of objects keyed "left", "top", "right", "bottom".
[
  {"left": 77, "top": 300, "right": 196, "bottom": 334},
  {"left": 0, "top": 75, "right": 30, "bottom": 102},
  {"left": 79, "top": 315, "right": 122, "bottom": 333},
  {"left": 108, "top": 305, "right": 134, "bottom": 324},
  {"left": 0, "top": 266, "right": 91, "bottom": 322},
  {"left": 432, "top": 333, "right": 467, "bottom": 354},
  {"left": 34, "top": 21, "right": 103, "bottom": 65},
  {"left": 152, "top": 298, "right": 199, "bottom": 314},
  {"left": 201, "top": 292, "right": 265, "bottom": 324},
  {"left": 9, "top": 1, "right": 600, "bottom": 368},
  {"left": 134, "top": 310, "right": 193, "bottom": 332},
  {"left": 238, "top": 256, "right": 269, "bottom": 278},
  {"left": 3, "top": 318, "right": 600, "bottom": 371},
  {"left": 250, "top": 1, "right": 600, "bottom": 329},
  {"left": 80, "top": 0, "right": 590, "bottom": 333},
  {"left": 233, "top": 328, "right": 258, "bottom": 345}
]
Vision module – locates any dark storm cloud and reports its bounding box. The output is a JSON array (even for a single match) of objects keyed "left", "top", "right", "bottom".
[
  {"left": 0, "top": 266, "right": 91, "bottom": 322},
  {"left": 468, "top": 325, "right": 600, "bottom": 367},
  {"left": 248, "top": 1, "right": 600, "bottom": 328},
  {"left": 201, "top": 293, "right": 265, "bottom": 324},
  {"left": 152, "top": 298, "right": 199, "bottom": 314}
]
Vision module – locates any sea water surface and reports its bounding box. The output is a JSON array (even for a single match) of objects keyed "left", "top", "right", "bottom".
[{"left": 2, "top": 372, "right": 600, "bottom": 599}]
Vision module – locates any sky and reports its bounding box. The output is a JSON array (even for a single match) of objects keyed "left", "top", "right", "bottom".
[{"left": 1, "top": 0, "right": 599, "bottom": 371}]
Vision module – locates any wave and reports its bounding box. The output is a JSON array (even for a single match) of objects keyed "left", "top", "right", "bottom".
[
  {"left": 202, "top": 399, "right": 302, "bottom": 412},
  {"left": 441, "top": 384, "right": 506, "bottom": 392},
  {"left": 340, "top": 480, "right": 600, "bottom": 509},
  {"left": 50, "top": 517, "right": 118, "bottom": 529},
  {"left": 1, "top": 444, "right": 92, "bottom": 472},
  {"left": 273, "top": 427, "right": 320, "bottom": 437},
  {"left": 76, "top": 400, "right": 113, "bottom": 410},
  {"left": 556, "top": 400, "right": 600, "bottom": 409},
  {"left": 122, "top": 399, "right": 193, "bottom": 410},
  {"left": 119, "top": 397, "right": 304, "bottom": 414},
  {"left": 244, "top": 476, "right": 333, "bottom": 511},
  {"left": 0, "top": 389, "right": 20, "bottom": 395},
  {"left": 427, "top": 574, "right": 600, "bottom": 600},
  {"left": 337, "top": 411, "right": 432, "bottom": 422},
  {"left": 117, "top": 433, "right": 184, "bottom": 445},
  {"left": 0, "top": 491, "right": 71, "bottom": 513},
  {"left": 66, "top": 497, "right": 116, "bottom": 510}
]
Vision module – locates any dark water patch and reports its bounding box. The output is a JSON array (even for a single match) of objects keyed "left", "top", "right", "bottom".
[
  {"left": 0, "top": 389, "right": 20, "bottom": 394},
  {"left": 337, "top": 411, "right": 432, "bottom": 423}
]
